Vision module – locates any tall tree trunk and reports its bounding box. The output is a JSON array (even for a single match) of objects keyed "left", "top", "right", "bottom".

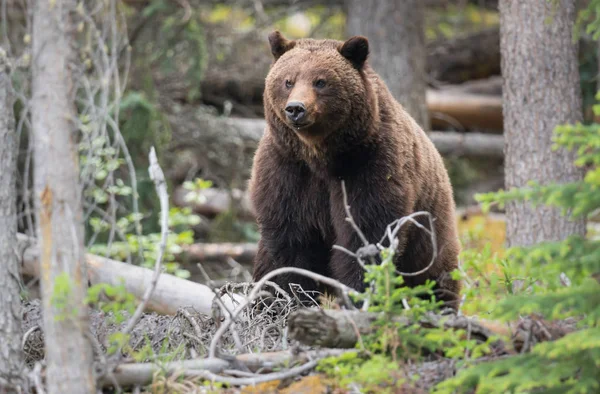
[
  {"left": 31, "top": 1, "right": 95, "bottom": 392},
  {"left": 499, "top": 0, "right": 586, "bottom": 247},
  {"left": 0, "top": 50, "right": 23, "bottom": 387},
  {"left": 346, "top": 0, "right": 430, "bottom": 131}
]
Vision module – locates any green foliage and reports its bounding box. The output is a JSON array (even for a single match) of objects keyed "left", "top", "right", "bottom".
[
  {"left": 318, "top": 353, "right": 402, "bottom": 392},
  {"left": 85, "top": 282, "right": 137, "bottom": 324},
  {"left": 88, "top": 206, "right": 200, "bottom": 278},
  {"left": 425, "top": 4, "right": 499, "bottom": 41},
  {"left": 574, "top": 0, "right": 600, "bottom": 41},
  {"left": 444, "top": 157, "right": 487, "bottom": 205},
  {"left": 318, "top": 245, "right": 493, "bottom": 393},
  {"left": 453, "top": 245, "right": 512, "bottom": 316},
  {"left": 435, "top": 98, "right": 600, "bottom": 394},
  {"left": 132, "top": 0, "right": 208, "bottom": 100}
]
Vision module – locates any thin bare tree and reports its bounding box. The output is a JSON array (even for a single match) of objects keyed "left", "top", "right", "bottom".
[
  {"left": 31, "top": 0, "right": 95, "bottom": 392},
  {"left": 345, "top": 0, "right": 430, "bottom": 130},
  {"left": 0, "top": 49, "right": 23, "bottom": 389},
  {"left": 499, "top": 0, "right": 586, "bottom": 246}
]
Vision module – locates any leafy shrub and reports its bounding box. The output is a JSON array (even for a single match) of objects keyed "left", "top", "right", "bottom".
[
  {"left": 434, "top": 93, "right": 600, "bottom": 394},
  {"left": 318, "top": 232, "right": 492, "bottom": 393}
]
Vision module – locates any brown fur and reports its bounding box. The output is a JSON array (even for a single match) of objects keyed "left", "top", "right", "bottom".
[{"left": 248, "top": 31, "right": 462, "bottom": 309}]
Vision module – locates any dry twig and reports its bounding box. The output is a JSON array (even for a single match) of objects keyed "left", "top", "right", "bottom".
[{"left": 111, "top": 147, "right": 169, "bottom": 361}]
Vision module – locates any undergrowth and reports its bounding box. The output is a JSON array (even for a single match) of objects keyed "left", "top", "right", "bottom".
[{"left": 317, "top": 243, "right": 494, "bottom": 393}]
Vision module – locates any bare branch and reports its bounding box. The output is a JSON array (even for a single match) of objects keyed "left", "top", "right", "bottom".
[
  {"left": 111, "top": 147, "right": 169, "bottom": 360},
  {"left": 208, "top": 266, "right": 359, "bottom": 359},
  {"left": 188, "top": 359, "right": 319, "bottom": 385}
]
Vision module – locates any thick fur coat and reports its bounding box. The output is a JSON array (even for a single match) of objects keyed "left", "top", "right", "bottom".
[{"left": 248, "top": 31, "right": 462, "bottom": 309}]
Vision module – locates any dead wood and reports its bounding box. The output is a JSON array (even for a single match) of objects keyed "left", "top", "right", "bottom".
[
  {"left": 428, "top": 90, "right": 503, "bottom": 131},
  {"left": 287, "top": 309, "right": 500, "bottom": 349},
  {"left": 99, "top": 348, "right": 351, "bottom": 388},
  {"left": 17, "top": 234, "right": 242, "bottom": 316},
  {"left": 20, "top": 298, "right": 349, "bottom": 389},
  {"left": 443, "top": 75, "right": 503, "bottom": 96},
  {"left": 287, "top": 309, "right": 578, "bottom": 353},
  {"left": 431, "top": 130, "right": 504, "bottom": 156},
  {"left": 99, "top": 358, "right": 230, "bottom": 388},
  {"left": 182, "top": 242, "right": 259, "bottom": 263}
]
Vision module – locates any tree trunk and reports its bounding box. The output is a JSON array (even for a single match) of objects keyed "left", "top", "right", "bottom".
[
  {"left": 31, "top": 0, "right": 96, "bottom": 392},
  {"left": 499, "top": 0, "right": 586, "bottom": 246},
  {"left": 0, "top": 50, "right": 23, "bottom": 387},
  {"left": 346, "top": 0, "right": 430, "bottom": 130}
]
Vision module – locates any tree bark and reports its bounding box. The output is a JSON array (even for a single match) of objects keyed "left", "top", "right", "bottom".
[
  {"left": 31, "top": 1, "right": 95, "bottom": 392},
  {"left": 499, "top": 0, "right": 586, "bottom": 246},
  {"left": 0, "top": 50, "right": 23, "bottom": 386},
  {"left": 346, "top": 0, "right": 430, "bottom": 130}
]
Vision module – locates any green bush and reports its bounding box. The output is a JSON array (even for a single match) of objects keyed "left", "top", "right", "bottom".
[{"left": 434, "top": 93, "right": 600, "bottom": 394}]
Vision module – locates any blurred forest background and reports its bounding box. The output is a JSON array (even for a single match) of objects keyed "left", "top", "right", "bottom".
[
  {"left": 2, "top": 0, "right": 600, "bottom": 393},
  {"left": 4, "top": 0, "right": 554, "bottom": 283}
]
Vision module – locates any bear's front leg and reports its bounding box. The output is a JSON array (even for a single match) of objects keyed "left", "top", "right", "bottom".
[{"left": 249, "top": 148, "right": 333, "bottom": 303}]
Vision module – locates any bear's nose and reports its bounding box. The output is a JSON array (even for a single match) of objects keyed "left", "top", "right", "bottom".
[{"left": 284, "top": 101, "right": 306, "bottom": 123}]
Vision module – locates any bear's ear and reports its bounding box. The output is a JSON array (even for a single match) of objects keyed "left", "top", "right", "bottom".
[
  {"left": 268, "top": 31, "right": 295, "bottom": 60},
  {"left": 339, "top": 36, "right": 369, "bottom": 69}
]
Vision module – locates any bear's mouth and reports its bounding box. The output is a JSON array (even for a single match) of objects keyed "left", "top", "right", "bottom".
[{"left": 289, "top": 121, "right": 313, "bottom": 131}]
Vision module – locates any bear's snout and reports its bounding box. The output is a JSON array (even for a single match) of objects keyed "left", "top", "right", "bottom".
[{"left": 284, "top": 101, "right": 307, "bottom": 124}]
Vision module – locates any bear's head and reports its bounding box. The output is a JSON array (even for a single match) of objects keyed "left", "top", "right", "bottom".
[{"left": 264, "top": 31, "right": 375, "bottom": 146}]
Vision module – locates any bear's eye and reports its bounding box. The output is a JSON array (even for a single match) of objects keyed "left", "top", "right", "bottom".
[
  {"left": 285, "top": 80, "right": 293, "bottom": 89},
  {"left": 314, "top": 79, "right": 327, "bottom": 89}
]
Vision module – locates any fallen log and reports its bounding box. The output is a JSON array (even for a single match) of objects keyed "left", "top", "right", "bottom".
[
  {"left": 182, "top": 242, "right": 258, "bottom": 263},
  {"left": 100, "top": 358, "right": 230, "bottom": 388},
  {"left": 431, "top": 130, "right": 503, "bottom": 156},
  {"left": 17, "top": 233, "right": 243, "bottom": 316},
  {"left": 288, "top": 309, "right": 505, "bottom": 350},
  {"left": 99, "top": 349, "right": 351, "bottom": 388},
  {"left": 443, "top": 76, "right": 503, "bottom": 96},
  {"left": 287, "top": 309, "right": 577, "bottom": 353},
  {"left": 428, "top": 90, "right": 503, "bottom": 131}
]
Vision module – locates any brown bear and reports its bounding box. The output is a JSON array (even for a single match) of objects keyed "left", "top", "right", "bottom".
[{"left": 248, "top": 31, "right": 462, "bottom": 310}]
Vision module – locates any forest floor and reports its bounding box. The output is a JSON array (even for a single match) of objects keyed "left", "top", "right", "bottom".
[{"left": 19, "top": 212, "right": 511, "bottom": 393}]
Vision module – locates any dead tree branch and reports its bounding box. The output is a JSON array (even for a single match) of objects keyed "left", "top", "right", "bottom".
[
  {"left": 99, "top": 348, "right": 352, "bottom": 388},
  {"left": 114, "top": 147, "right": 170, "bottom": 359}
]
